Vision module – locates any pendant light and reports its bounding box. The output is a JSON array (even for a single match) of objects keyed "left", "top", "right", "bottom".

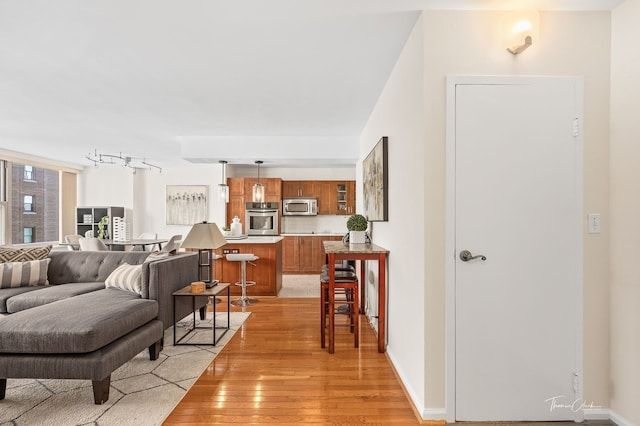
[
  {"left": 218, "top": 160, "right": 229, "bottom": 203},
  {"left": 252, "top": 160, "right": 265, "bottom": 202}
]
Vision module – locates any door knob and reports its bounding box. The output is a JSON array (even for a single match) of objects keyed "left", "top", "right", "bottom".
[{"left": 460, "top": 250, "right": 486, "bottom": 262}]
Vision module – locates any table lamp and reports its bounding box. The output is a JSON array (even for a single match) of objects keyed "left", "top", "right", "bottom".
[{"left": 181, "top": 222, "right": 228, "bottom": 288}]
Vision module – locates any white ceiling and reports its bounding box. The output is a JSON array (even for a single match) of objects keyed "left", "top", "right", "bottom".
[{"left": 0, "top": 0, "right": 624, "bottom": 169}]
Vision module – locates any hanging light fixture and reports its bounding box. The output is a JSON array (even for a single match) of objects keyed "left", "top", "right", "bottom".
[
  {"left": 218, "top": 160, "right": 229, "bottom": 203},
  {"left": 252, "top": 160, "right": 265, "bottom": 202}
]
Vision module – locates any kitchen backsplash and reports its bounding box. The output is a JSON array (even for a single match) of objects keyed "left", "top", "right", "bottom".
[{"left": 281, "top": 215, "right": 348, "bottom": 235}]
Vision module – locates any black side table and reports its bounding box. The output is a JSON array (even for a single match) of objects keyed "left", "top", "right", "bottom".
[{"left": 172, "top": 283, "right": 230, "bottom": 346}]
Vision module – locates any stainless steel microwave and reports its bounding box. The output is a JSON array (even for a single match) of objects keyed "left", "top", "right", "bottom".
[{"left": 282, "top": 198, "right": 318, "bottom": 216}]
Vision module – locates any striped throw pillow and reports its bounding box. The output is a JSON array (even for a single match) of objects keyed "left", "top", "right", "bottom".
[
  {"left": 0, "top": 245, "right": 52, "bottom": 263},
  {"left": 105, "top": 263, "right": 143, "bottom": 295},
  {"left": 0, "top": 259, "right": 50, "bottom": 288}
]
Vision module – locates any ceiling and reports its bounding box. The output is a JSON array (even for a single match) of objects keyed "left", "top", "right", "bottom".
[{"left": 0, "top": 0, "right": 624, "bottom": 169}]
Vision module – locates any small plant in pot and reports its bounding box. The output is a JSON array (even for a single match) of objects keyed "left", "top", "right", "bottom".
[{"left": 346, "top": 214, "right": 368, "bottom": 244}]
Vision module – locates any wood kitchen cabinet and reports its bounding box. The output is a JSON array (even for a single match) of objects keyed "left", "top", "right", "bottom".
[
  {"left": 282, "top": 180, "right": 318, "bottom": 198},
  {"left": 282, "top": 235, "right": 343, "bottom": 274},
  {"left": 282, "top": 236, "right": 300, "bottom": 273},
  {"left": 315, "top": 181, "right": 355, "bottom": 215},
  {"left": 282, "top": 180, "right": 355, "bottom": 215},
  {"left": 334, "top": 181, "right": 355, "bottom": 215},
  {"left": 226, "top": 177, "right": 282, "bottom": 232}
]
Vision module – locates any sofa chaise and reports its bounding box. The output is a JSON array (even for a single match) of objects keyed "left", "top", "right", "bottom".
[{"left": 0, "top": 248, "right": 205, "bottom": 404}]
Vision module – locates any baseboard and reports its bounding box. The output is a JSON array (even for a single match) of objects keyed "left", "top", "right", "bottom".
[
  {"left": 584, "top": 408, "right": 633, "bottom": 426},
  {"left": 584, "top": 408, "right": 611, "bottom": 421},
  {"left": 609, "top": 410, "right": 634, "bottom": 426},
  {"left": 421, "top": 408, "right": 447, "bottom": 422},
  {"left": 385, "top": 349, "right": 447, "bottom": 424}
]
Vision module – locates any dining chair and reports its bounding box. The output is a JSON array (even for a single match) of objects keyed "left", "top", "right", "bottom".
[
  {"left": 159, "top": 234, "right": 182, "bottom": 253},
  {"left": 78, "top": 237, "right": 109, "bottom": 251},
  {"left": 64, "top": 234, "right": 82, "bottom": 251},
  {"left": 134, "top": 232, "right": 158, "bottom": 251}
]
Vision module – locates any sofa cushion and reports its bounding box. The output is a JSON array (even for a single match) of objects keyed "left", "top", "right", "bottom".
[
  {"left": 0, "top": 288, "right": 158, "bottom": 354},
  {"left": 105, "top": 263, "right": 143, "bottom": 295},
  {"left": 0, "top": 259, "right": 50, "bottom": 288},
  {"left": 46, "top": 251, "right": 150, "bottom": 285},
  {"left": 5, "top": 281, "right": 106, "bottom": 314},
  {"left": 0, "top": 245, "right": 52, "bottom": 263},
  {"left": 0, "top": 286, "right": 45, "bottom": 313}
]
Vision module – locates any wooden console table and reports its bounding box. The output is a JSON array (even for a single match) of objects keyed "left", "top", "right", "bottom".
[{"left": 322, "top": 241, "right": 389, "bottom": 353}]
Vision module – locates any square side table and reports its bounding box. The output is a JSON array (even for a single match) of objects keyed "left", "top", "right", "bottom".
[{"left": 172, "top": 283, "right": 230, "bottom": 346}]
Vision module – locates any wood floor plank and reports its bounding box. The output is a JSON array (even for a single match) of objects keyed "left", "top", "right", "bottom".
[{"left": 163, "top": 297, "right": 422, "bottom": 425}]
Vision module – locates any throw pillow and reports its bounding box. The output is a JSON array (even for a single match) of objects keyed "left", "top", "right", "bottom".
[
  {"left": 0, "top": 245, "right": 52, "bottom": 263},
  {"left": 0, "top": 258, "right": 50, "bottom": 288},
  {"left": 105, "top": 263, "right": 143, "bottom": 295}
]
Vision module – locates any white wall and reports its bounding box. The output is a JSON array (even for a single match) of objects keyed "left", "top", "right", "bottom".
[
  {"left": 610, "top": 1, "right": 640, "bottom": 424},
  {"left": 359, "top": 15, "right": 427, "bottom": 415},
  {"left": 79, "top": 163, "right": 356, "bottom": 238},
  {"left": 79, "top": 164, "right": 226, "bottom": 239},
  {"left": 359, "top": 9, "right": 612, "bottom": 420},
  {"left": 419, "top": 9, "right": 611, "bottom": 417}
]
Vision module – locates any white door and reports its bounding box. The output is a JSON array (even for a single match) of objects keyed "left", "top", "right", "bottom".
[{"left": 452, "top": 77, "right": 583, "bottom": 421}]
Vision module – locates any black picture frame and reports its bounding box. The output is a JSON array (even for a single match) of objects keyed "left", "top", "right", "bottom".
[{"left": 363, "top": 136, "right": 388, "bottom": 222}]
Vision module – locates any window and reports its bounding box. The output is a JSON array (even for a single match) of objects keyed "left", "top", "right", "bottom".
[
  {"left": 1, "top": 160, "right": 63, "bottom": 245},
  {"left": 24, "top": 165, "right": 34, "bottom": 181},
  {"left": 24, "top": 195, "right": 34, "bottom": 212},
  {"left": 23, "top": 227, "right": 34, "bottom": 243}
]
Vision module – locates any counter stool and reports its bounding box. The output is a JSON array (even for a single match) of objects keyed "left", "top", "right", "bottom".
[
  {"left": 227, "top": 253, "right": 259, "bottom": 307},
  {"left": 320, "top": 270, "right": 359, "bottom": 351}
]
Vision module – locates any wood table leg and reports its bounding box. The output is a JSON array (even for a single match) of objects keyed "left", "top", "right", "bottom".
[
  {"left": 328, "top": 253, "right": 335, "bottom": 354},
  {"left": 378, "top": 253, "right": 386, "bottom": 353},
  {"left": 360, "top": 260, "right": 366, "bottom": 315}
]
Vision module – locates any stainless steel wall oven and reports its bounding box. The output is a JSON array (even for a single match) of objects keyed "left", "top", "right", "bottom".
[{"left": 245, "top": 202, "right": 279, "bottom": 236}]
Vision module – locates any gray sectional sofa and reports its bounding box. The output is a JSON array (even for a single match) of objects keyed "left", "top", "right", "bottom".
[{"left": 0, "top": 249, "right": 206, "bottom": 404}]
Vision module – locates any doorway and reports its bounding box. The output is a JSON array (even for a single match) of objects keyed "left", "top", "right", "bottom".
[{"left": 445, "top": 76, "right": 583, "bottom": 421}]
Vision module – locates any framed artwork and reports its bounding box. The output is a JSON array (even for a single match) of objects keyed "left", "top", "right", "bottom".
[
  {"left": 166, "top": 185, "right": 208, "bottom": 225},
  {"left": 363, "top": 136, "right": 388, "bottom": 222}
]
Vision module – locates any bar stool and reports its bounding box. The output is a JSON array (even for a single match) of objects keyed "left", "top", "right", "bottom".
[
  {"left": 227, "top": 253, "right": 259, "bottom": 306},
  {"left": 320, "top": 269, "right": 359, "bottom": 350}
]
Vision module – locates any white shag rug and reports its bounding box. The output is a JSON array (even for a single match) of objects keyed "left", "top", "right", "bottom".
[{"left": 0, "top": 311, "right": 250, "bottom": 426}]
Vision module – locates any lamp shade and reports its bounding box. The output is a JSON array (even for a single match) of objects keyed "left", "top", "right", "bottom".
[{"left": 180, "top": 222, "right": 228, "bottom": 250}]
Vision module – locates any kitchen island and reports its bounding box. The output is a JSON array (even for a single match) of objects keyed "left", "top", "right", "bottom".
[{"left": 214, "top": 236, "right": 283, "bottom": 296}]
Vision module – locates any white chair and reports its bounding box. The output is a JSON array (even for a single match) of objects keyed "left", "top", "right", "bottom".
[
  {"left": 78, "top": 237, "right": 109, "bottom": 251},
  {"left": 134, "top": 232, "right": 158, "bottom": 251},
  {"left": 64, "top": 235, "right": 81, "bottom": 251},
  {"left": 159, "top": 234, "right": 182, "bottom": 253},
  {"left": 84, "top": 230, "right": 94, "bottom": 238}
]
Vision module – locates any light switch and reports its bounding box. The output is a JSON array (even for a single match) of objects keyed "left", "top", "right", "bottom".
[{"left": 588, "top": 213, "right": 601, "bottom": 234}]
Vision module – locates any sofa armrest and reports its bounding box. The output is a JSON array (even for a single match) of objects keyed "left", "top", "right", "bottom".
[{"left": 145, "top": 253, "right": 207, "bottom": 330}]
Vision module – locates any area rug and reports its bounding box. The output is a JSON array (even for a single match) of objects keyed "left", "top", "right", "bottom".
[
  {"left": 0, "top": 311, "right": 250, "bottom": 426},
  {"left": 278, "top": 274, "right": 319, "bottom": 298}
]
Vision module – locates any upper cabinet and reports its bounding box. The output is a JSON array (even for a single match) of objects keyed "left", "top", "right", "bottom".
[
  {"left": 226, "top": 177, "right": 282, "bottom": 231},
  {"left": 282, "top": 180, "right": 355, "bottom": 215},
  {"left": 281, "top": 181, "right": 318, "bottom": 198}
]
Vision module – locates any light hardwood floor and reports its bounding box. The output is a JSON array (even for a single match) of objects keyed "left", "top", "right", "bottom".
[
  {"left": 164, "top": 296, "right": 615, "bottom": 425},
  {"left": 163, "top": 296, "right": 422, "bottom": 425}
]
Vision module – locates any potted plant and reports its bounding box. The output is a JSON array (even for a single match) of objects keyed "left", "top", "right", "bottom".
[
  {"left": 346, "top": 214, "right": 368, "bottom": 244},
  {"left": 97, "top": 216, "right": 109, "bottom": 239}
]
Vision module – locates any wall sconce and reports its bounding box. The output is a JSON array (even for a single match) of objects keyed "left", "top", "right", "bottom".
[
  {"left": 252, "top": 160, "right": 264, "bottom": 202},
  {"left": 218, "top": 160, "right": 229, "bottom": 203},
  {"left": 505, "top": 11, "right": 538, "bottom": 55}
]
